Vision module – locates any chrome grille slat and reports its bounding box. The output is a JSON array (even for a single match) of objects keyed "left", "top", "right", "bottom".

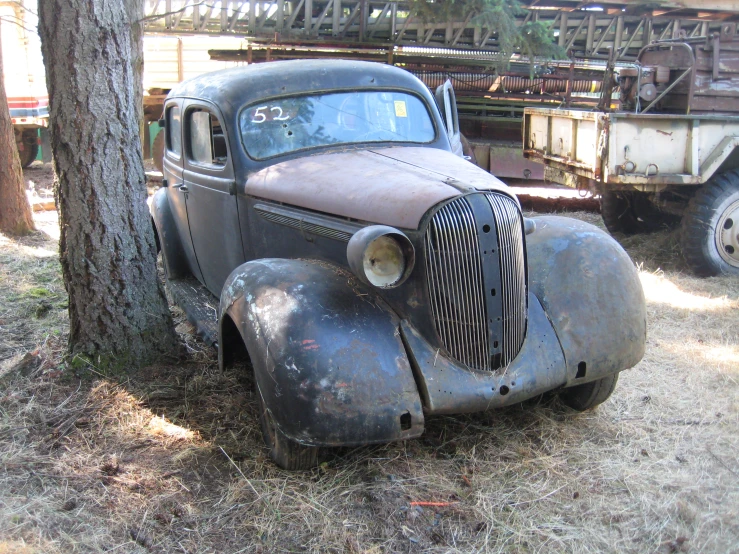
[
  {"left": 486, "top": 193, "right": 527, "bottom": 368},
  {"left": 425, "top": 193, "right": 526, "bottom": 372},
  {"left": 445, "top": 204, "right": 470, "bottom": 364},
  {"left": 425, "top": 197, "right": 490, "bottom": 372},
  {"left": 426, "top": 216, "right": 453, "bottom": 356},
  {"left": 456, "top": 200, "right": 489, "bottom": 370},
  {"left": 438, "top": 206, "right": 462, "bottom": 361},
  {"left": 425, "top": 223, "right": 445, "bottom": 356}
]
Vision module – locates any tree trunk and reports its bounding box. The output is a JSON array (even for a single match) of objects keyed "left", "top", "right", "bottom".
[
  {"left": 0, "top": 24, "right": 35, "bottom": 235},
  {"left": 127, "top": 0, "right": 146, "bottom": 148},
  {"left": 38, "top": 1, "right": 177, "bottom": 368}
]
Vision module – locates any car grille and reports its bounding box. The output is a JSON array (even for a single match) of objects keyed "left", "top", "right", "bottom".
[{"left": 424, "top": 193, "right": 527, "bottom": 371}]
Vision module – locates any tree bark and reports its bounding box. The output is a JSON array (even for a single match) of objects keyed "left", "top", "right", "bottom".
[
  {"left": 0, "top": 23, "right": 35, "bottom": 235},
  {"left": 38, "top": 0, "right": 177, "bottom": 368}
]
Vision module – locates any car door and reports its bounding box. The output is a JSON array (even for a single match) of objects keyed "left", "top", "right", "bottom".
[
  {"left": 163, "top": 101, "right": 204, "bottom": 283},
  {"left": 182, "top": 102, "right": 245, "bottom": 295},
  {"left": 435, "top": 80, "right": 463, "bottom": 157}
]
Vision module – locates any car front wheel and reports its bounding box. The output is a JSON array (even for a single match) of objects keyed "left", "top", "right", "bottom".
[
  {"left": 257, "top": 387, "right": 319, "bottom": 470},
  {"left": 559, "top": 373, "right": 619, "bottom": 411}
]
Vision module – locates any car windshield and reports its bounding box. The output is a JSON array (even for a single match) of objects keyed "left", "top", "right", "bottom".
[{"left": 239, "top": 90, "right": 436, "bottom": 159}]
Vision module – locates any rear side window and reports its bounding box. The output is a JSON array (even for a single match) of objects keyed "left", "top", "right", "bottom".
[
  {"left": 166, "top": 105, "right": 182, "bottom": 156},
  {"left": 187, "top": 109, "right": 227, "bottom": 167}
]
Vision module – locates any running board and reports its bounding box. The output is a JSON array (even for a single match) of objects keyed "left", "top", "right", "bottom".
[{"left": 166, "top": 277, "right": 219, "bottom": 347}]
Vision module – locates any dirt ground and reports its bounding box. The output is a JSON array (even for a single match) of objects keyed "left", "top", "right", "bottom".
[{"left": 0, "top": 164, "right": 737, "bottom": 553}]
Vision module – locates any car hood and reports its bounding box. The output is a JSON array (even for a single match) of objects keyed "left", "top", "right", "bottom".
[{"left": 244, "top": 147, "right": 512, "bottom": 229}]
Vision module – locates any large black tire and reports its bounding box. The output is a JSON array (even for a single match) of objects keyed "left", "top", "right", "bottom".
[
  {"left": 600, "top": 191, "right": 677, "bottom": 235},
  {"left": 257, "top": 388, "right": 319, "bottom": 470},
  {"left": 559, "top": 373, "right": 619, "bottom": 412},
  {"left": 681, "top": 170, "right": 739, "bottom": 277},
  {"left": 18, "top": 137, "right": 39, "bottom": 168}
]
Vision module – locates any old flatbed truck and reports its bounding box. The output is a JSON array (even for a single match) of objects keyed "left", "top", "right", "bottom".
[{"left": 523, "top": 27, "right": 739, "bottom": 276}]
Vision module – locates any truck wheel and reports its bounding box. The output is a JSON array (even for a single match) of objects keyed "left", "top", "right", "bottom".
[
  {"left": 152, "top": 130, "right": 164, "bottom": 173},
  {"left": 18, "top": 134, "right": 39, "bottom": 168},
  {"left": 257, "top": 387, "right": 319, "bottom": 470},
  {"left": 600, "top": 191, "right": 673, "bottom": 235},
  {"left": 559, "top": 373, "right": 619, "bottom": 411},
  {"left": 682, "top": 170, "right": 739, "bottom": 276}
]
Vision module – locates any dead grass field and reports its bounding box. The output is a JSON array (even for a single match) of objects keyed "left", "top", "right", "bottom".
[{"left": 0, "top": 169, "right": 737, "bottom": 553}]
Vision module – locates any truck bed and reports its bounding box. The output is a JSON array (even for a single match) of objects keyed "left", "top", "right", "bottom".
[{"left": 523, "top": 107, "right": 739, "bottom": 188}]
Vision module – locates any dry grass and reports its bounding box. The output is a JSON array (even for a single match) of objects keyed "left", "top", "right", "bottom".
[{"left": 0, "top": 200, "right": 737, "bottom": 553}]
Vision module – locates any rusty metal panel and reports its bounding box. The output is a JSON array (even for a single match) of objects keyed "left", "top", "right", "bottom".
[
  {"left": 575, "top": 118, "right": 597, "bottom": 165},
  {"left": 550, "top": 116, "right": 576, "bottom": 159},
  {"left": 639, "top": 38, "right": 739, "bottom": 114},
  {"left": 526, "top": 216, "right": 646, "bottom": 384},
  {"left": 526, "top": 112, "right": 550, "bottom": 153},
  {"left": 523, "top": 108, "right": 601, "bottom": 179},
  {"left": 606, "top": 113, "right": 739, "bottom": 184},
  {"left": 221, "top": 258, "right": 425, "bottom": 446},
  {"left": 245, "top": 147, "right": 510, "bottom": 230},
  {"left": 401, "top": 294, "right": 566, "bottom": 416},
  {"left": 608, "top": 117, "right": 691, "bottom": 176},
  {"left": 524, "top": 105, "right": 739, "bottom": 187},
  {"left": 487, "top": 141, "right": 545, "bottom": 180}
]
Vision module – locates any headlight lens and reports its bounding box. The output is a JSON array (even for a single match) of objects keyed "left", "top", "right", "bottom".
[
  {"left": 347, "top": 225, "right": 415, "bottom": 289},
  {"left": 363, "top": 236, "right": 405, "bottom": 287}
]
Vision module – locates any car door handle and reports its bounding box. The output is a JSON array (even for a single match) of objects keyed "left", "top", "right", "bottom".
[{"left": 177, "top": 184, "right": 189, "bottom": 193}]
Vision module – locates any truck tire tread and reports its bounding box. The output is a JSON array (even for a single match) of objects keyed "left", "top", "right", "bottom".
[{"left": 681, "top": 169, "right": 739, "bottom": 277}]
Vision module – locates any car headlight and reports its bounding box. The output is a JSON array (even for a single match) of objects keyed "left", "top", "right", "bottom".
[{"left": 347, "top": 226, "right": 415, "bottom": 289}]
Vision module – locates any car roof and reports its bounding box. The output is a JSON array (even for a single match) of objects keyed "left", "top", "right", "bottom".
[{"left": 167, "top": 59, "right": 433, "bottom": 116}]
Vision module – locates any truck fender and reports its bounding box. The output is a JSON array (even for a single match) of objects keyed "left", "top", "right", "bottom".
[
  {"left": 150, "top": 188, "right": 188, "bottom": 279},
  {"left": 526, "top": 216, "right": 646, "bottom": 387},
  {"left": 219, "top": 258, "right": 425, "bottom": 447}
]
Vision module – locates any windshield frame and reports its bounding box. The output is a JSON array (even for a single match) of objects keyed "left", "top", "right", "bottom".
[{"left": 237, "top": 87, "right": 439, "bottom": 161}]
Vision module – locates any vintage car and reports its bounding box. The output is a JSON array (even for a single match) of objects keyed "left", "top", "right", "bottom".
[{"left": 150, "top": 59, "right": 646, "bottom": 469}]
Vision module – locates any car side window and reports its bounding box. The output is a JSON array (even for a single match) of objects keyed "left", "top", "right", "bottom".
[
  {"left": 187, "top": 108, "right": 227, "bottom": 167},
  {"left": 166, "top": 105, "right": 182, "bottom": 157}
]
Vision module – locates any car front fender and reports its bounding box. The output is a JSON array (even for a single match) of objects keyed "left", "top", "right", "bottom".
[
  {"left": 526, "top": 216, "right": 646, "bottom": 387},
  {"left": 219, "top": 258, "right": 424, "bottom": 447}
]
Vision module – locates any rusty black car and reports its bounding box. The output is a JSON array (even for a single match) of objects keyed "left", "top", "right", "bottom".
[{"left": 151, "top": 59, "right": 646, "bottom": 469}]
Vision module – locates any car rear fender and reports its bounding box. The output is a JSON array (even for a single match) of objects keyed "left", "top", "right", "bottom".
[
  {"left": 219, "top": 258, "right": 425, "bottom": 447},
  {"left": 526, "top": 216, "right": 646, "bottom": 387},
  {"left": 150, "top": 188, "right": 188, "bottom": 279}
]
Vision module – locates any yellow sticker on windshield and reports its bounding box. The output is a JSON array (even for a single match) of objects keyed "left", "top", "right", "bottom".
[{"left": 394, "top": 101, "right": 408, "bottom": 118}]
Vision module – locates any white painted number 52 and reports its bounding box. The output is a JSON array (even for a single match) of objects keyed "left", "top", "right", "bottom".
[{"left": 252, "top": 105, "right": 290, "bottom": 123}]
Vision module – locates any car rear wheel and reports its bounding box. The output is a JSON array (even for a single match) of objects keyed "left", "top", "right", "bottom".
[
  {"left": 257, "top": 386, "right": 319, "bottom": 470},
  {"left": 681, "top": 170, "right": 739, "bottom": 276},
  {"left": 600, "top": 191, "right": 676, "bottom": 235},
  {"left": 559, "top": 373, "right": 619, "bottom": 411}
]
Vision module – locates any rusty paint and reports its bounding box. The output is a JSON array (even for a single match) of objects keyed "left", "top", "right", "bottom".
[
  {"left": 219, "top": 258, "right": 425, "bottom": 447},
  {"left": 401, "top": 292, "right": 567, "bottom": 415},
  {"left": 526, "top": 216, "right": 646, "bottom": 383},
  {"left": 245, "top": 147, "right": 509, "bottom": 230}
]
